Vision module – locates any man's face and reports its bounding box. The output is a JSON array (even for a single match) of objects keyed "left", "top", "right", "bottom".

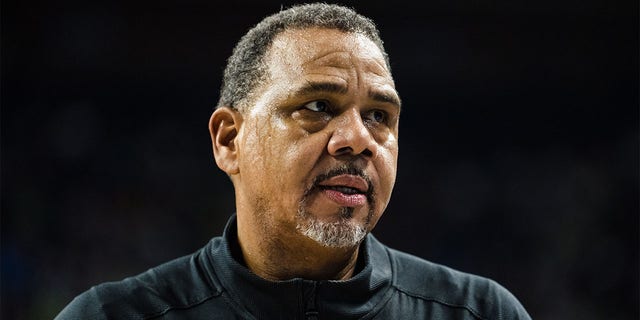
[{"left": 233, "top": 27, "right": 400, "bottom": 248}]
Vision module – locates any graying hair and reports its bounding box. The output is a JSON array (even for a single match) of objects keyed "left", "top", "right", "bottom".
[
  {"left": 297, "top": 205, "right": 370, "bottom": 248},
  {"left": 216, "top": 3, "right": 390, "bottom": 111}
]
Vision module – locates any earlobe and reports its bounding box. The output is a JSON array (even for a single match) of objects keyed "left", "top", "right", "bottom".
[{"left": 209, "top": 107, "right": 242, "bottom": 175}]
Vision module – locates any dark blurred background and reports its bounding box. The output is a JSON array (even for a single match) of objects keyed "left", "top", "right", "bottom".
[{"left": 2, "top": 0, "right": 638, "bottom": 319}]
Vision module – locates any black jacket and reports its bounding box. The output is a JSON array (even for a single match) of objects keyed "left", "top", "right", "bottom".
[{"left": 55, "top": 215, "right": 531, "bottom": 319}]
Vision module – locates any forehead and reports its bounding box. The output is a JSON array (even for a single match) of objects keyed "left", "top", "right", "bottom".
[{"left": 264, "top": 27, "right": 392, "bottom": 81}]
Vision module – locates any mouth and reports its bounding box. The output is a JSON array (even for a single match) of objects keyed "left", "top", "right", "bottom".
[
  {"left": 319, "top": 186, "right": 362, "bottom": 194},
  {"left": 310, "top": 167, "right": 373, "bottom": 208},
  {"left": 318, "top": 174, "right": 368, "bottom": 194}
]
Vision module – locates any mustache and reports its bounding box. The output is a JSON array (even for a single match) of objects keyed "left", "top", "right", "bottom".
[{"left": 304, "top": 164, "right": 375, "bottom": 203}]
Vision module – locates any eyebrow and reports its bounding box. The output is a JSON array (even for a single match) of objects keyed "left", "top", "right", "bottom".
[
  {"left": 369, "top": 90, "right": 402, "bottom": 108},
  {"left": 294, "top": 81, "right": 402, "bottom": 109}
]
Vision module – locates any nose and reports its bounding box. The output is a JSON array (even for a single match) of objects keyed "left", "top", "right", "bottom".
[{"left": 327, "top": 109, "right": 377, "bottom": 158}]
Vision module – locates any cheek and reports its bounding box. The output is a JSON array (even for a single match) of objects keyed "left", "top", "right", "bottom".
[
  {"left": 241, "top": 124, "right": 271, "bottom": 170},
  {"left": 248, "top": 119, "right": 325, "bottom": 190},
  {"left": 276, "top": 116, "right": 329, "bottom": 164},
  {"left": 279, "top": 135, "right": 326, "bottom": 187},
  {"left": 376, "top": 144, "right": 399, "bottom": 197},
  {"left": 239, "top": 118, "right": 286, "bottom": 192}
]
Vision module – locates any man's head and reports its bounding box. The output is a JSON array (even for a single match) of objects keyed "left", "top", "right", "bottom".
[
  {"left": 217, "top": 3, "right": 391, "bottom": 112},
  {"left": 209, "top": 3, "right": 400, "bottom": 252}
]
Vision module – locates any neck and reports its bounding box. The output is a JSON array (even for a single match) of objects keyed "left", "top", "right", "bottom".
[{"left": 236, "top": 212, "right": 361, "bottom": 281}]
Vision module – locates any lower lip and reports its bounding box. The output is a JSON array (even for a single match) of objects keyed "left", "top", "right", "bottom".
[{"left": 321, "top": 189, "right": 367, "bottom": 207}]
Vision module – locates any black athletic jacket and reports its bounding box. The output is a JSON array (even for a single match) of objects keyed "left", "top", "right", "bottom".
[{"left": 55, "top": 215, "right": 531, "bottom": 319}]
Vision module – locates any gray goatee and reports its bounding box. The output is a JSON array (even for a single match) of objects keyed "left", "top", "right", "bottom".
[{"left": 296, "top": 205, "right": 369, "bottom": 248}]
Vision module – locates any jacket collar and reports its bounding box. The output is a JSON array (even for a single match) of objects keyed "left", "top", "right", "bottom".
[{"left": 206, "top": 214, "right": 393, "bottom": 319}]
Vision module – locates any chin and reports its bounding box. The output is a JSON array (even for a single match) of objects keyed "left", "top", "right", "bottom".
[{"left": 296, "top": 206, "right": 371, "bottom": 248}]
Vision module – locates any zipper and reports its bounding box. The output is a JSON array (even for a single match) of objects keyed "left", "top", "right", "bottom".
[{"left": 303, "top": 281, "right": 319, "bottom": 320}]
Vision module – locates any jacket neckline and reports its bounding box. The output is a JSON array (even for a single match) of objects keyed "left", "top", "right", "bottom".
[{"left": 205, "top": 214, "right": 394, "bottom": 319}]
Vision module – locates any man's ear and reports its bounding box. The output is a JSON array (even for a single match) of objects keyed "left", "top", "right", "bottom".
[{"left": 209, "top": 106, "right": 242, "bottom": 175}]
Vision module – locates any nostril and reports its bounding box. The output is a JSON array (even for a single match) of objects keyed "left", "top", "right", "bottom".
[
  {"left": 333, "top": 146, "right": 373, "bottom": 157},
  {"left": 335, "top": 146, "right": 353, "bottom": 155}
]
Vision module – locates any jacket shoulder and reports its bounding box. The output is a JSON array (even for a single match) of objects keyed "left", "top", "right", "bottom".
[
  {"left": 386, "top": 247, "right": 531, "bottom": 320},
  {"left": 55, "top": 244, "right": 221, "bottom": 320}
]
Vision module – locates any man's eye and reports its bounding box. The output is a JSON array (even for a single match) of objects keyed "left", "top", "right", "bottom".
[
  {"left": 303, "top": 100, "right": 329, "bottom": 112},
  {"left": 364, "top": 109, "right": 387, "bottom": 124}
]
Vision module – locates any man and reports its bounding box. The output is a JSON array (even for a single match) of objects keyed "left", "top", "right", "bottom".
[{"left": 56, "top": 3, "right": 531, "bottom": 319}]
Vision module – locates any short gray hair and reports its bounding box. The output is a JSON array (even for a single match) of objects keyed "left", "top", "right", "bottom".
[{"left": 217, "top": 3, "right": 390, "bottom": 111}]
